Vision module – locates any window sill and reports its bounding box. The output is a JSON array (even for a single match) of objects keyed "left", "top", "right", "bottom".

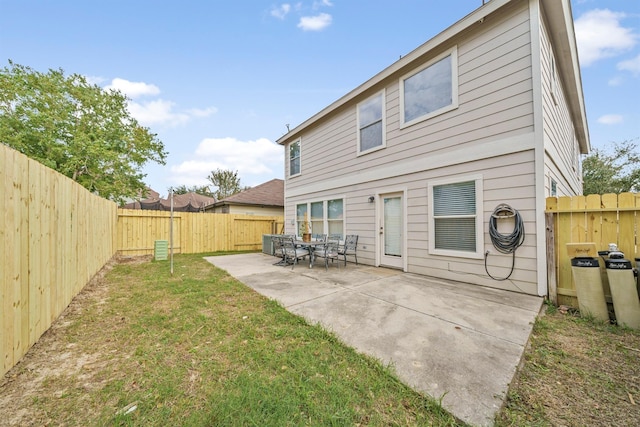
[
  {"left": 357, "top": 144, "right": 386, "bottom": 157},
  {"left": 400, "top": 103, "right": 458, "bottom": 130},
  {"left": 429, "top": 248, "right": 484, "bottom": 260}
]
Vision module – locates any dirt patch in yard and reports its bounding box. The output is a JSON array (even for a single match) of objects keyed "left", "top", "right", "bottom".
[
  {"left": 0, "top": 255, "right": 151, "bottom": 427},
  {"left": 496, "top": 305, "right": 640, "bottom": 426}
]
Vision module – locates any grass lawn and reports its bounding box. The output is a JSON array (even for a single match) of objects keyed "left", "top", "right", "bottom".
[
  {"left": 1, "top": 253, "right": 461, "bottom": 426},
  {"left": 496, "top": 304, "right": 640, "bottom": 426},
  {"left": 3, "top": 253, "right": 640, "bottom": 426}
]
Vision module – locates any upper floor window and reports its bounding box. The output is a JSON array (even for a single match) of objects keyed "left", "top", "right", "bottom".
[
  {"left": 289, "top": 139, "right": 301, "bottom": 177},
  {"left": 400, "top": 46, "right": 458, "bottom": 128},
  {"left": 357, "top": 91, "right": 385, "bottom": 155}
]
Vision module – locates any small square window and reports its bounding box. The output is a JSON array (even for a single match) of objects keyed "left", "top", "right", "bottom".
[
  {"left": 289, "top": 139, "right": 301, "bottom": 176},
  {"left": 357, "top": 91, "right": 385, "bottom": 154}
]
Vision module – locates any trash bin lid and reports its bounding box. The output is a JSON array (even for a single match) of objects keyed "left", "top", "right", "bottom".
[
  {"left": 605, "top": 258, "right": 632, "bottom": 269},
  {"left": 571, "top": 258, "right": 600, "bottom": 268}
]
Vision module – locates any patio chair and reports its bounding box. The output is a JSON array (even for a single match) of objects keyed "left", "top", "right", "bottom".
[
  {"left": 339, "top": 234, "right": 358, "bottom": 266},
  {"left": 272, "top": 235, "right": 286, "bottom": 266},
  {"left": 282, "top": 236, "right": 310, "bottom": 270},
  {"left": 313, "top": 233, "right": 327, "bottom": 241},
  {"left": 312, "top": 240, "right": 340, "bottom": 270}
]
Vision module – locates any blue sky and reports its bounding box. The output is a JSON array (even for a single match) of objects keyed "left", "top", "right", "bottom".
[{"left": 1, "top": 0, "right": 639, "bottom": 197}]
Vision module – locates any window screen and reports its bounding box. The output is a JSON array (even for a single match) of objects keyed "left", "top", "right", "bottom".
[
  {"left": 289, "top": 141, "right": 300, "bottom": 176},
  {"left": 433, "top": 181, "right": 476, "bottom": 252},
  {"left": 358, "top": 92, "right": 384, "bottom": 153},
  {"left": 403, "top": 54, "right": 453, "bottom": 124}
]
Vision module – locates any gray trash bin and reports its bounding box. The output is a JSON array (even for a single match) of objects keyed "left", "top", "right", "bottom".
[
  {"left": 571, "top": 257, "right": 609, "bottom": 322},
  {"left": 606, "top": 254, "right": 640, "bottom": 329}
]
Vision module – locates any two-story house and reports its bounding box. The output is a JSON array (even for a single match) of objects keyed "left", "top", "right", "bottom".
[{"left": 277, "top": 0, "right": 588, "bottom": 296}]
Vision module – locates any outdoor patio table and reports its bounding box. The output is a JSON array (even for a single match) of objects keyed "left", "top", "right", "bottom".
[{"left": 293, "top": 240, "right": 326, "bottom": 268}]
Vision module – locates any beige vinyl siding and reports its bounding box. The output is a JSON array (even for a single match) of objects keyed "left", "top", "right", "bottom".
[
  {"left": 544, "top": 159, "right": 574, "bottom": 197},
  {"left": 285, "top": 108, "right": 356, "bottom": 192},
  {"left": 285, "top": 149, "right": 538, "bottom": 294},
  {"left": 210, "top": 205, "right": 284, "bottom": 216},
  {"left": 539, "top": 5, "right": 583, "bottom": 195},
  {"left": 409, "top": 151, "right": 537, "bottom": 295}
]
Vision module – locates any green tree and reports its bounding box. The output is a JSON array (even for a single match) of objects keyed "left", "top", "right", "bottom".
[
  {"left": 168, "top": 184, "right": 213, "bottom": 197},
  {"left": 206, "top": 168, "right": 247, "bottom": 200},
  {"left": 0, "top": 61, "right": 167, "bottom": 204},
  {"left": 582, "top": 139, "right": 640, "bottom": 195}
]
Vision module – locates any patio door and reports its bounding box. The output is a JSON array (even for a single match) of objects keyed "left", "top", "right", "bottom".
[{"left": 379, "top": 192, "right": 403, "bottom": 269}]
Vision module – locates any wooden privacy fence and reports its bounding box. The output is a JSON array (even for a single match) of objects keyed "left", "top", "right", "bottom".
[
  {"left": 1, "top": 144, "right": 118, "bottom": 378},
  {"left": 1, "top": 144, "right": 283, "bottom": 379},
  {"left": 546, "top": 193, "right": 640, "bottom": 307},
  {"left": 117, "top": 209, "right": 284, "bottom": 255}
]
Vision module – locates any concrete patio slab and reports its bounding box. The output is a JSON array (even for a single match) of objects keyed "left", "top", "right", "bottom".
[{"left": 204, "top": 253, "right": 543, "bottom": 426}]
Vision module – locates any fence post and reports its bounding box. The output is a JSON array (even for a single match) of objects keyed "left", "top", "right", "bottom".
[{"left": 546, "top": 212, "right": 557, "bottom": 305}]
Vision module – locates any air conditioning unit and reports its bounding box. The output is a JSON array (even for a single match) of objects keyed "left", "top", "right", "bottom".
[{"left": 262, "top": 234, "right": 277, "bottom": 255}]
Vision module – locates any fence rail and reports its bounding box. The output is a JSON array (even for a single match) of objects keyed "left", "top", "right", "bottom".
[
  {"left": 117, "top": 209, "right": 283, "bottom": 255},
  {"left": 546, "top": 193, "right": 640, "bottom": 307}
]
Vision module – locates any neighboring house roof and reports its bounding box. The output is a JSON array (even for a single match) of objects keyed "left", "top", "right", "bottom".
[
  {"left": 276, "top": 0, "right": 589, "bottom": 154},
  {"left": 124, "top": 191, "right": 216, "bottom": 212},
  {"left": 141, "top": 186, "right": 160, "bottom": 200},
  {"left": 208, "top": 179, "right": 284, "bottom": 208}
]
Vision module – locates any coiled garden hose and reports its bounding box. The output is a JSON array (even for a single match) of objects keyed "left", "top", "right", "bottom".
[{"left": 485, "top": 203, "right": 525, "bottom": 281}]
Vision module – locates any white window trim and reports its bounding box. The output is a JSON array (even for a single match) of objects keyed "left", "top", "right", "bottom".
[
  {"left": 289, "top": 138, "right": 301, "bottom": 178},
  {"left": 356, "top": 90, "right": 386, "bottom": 156},
  {"left": 399, "top": 46, "right": 459, "bottom": 129},
  {"left": 428, "top": 175, "right": 484, "bottom": 259}
]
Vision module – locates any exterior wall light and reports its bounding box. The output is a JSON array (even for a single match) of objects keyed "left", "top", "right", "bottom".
[{"left": 368, "top": 196, "right": 375, "bottom": 203}]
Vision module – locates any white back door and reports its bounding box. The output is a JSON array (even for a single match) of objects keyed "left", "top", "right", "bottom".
[{"left": 379, "top": 192, "right": 403, "bottom": 269}]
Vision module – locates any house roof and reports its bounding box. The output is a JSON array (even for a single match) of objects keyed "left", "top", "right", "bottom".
[
  {"left": 209, "top": 178, "right": 284, "bottom": 208},
  {"left": 123, "top": 191, "right": 216, "bottom": 212},
  {"left": 276, "top": 0, "right": 589, "bottom": 154}
]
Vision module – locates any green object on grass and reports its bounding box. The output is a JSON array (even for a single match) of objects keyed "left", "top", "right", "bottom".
[{"left": 154, "top": 240, "right": 168, "bottom": 261}]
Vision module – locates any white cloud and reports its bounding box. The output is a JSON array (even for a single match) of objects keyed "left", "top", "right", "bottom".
[
  {"left": 298, "top": 13, "right": 332, "bottom": 31},
  {"left": 597, "top": 114, "right": 624, "bottom": 125},
  {"left": 618, "top": 54, "right": 640, "bottom": 76},
  {"left": 99, "top": 77, "right": 216, "bottom": 128},
  {"left": 312, "top": 0, "right": 333, "bottom": 9},
  {"left": 128, "top": 99, "right": 190, "bottom": 127},
  {"left": 170, "top": 137, "right": 283, "bottom": 186},
  {"left": 608, "top": 76, "right": 623, "bottom": 86},
  {"left": 574, "top": 9, "right": 638, "bottom": 66},
  {"left": 271, "top": 3, "right": 291, "bottom": 20},
  {"left": 186, "top": 107, "right": 218, "bottom": 118},
  {"left": 106, "top": 77, "right": 160, "bottom": 98}
]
